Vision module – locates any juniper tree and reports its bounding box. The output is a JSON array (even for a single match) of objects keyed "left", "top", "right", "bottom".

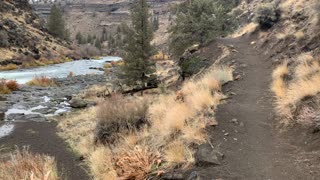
[
  {"left": 76, "top": 32, "right": 83, "bottom": 44},
  {"left": 47, "top": 5, "right": 66, "bottom": 39},
  {"left": 117, "top": 0, "right": 157, "bottom": 89},
  {"left": 169, "top": 0, "right": 237, "bottom": 57}
]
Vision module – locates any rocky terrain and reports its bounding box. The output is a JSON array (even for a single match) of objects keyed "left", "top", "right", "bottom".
[
  {"left": 0, "top": 74, "right": 110, "bottom": 122},
  {"left": 0, "top": 0, "right": 72, "bottom": 65}
]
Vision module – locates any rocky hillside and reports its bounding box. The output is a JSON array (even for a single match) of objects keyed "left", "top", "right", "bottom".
[
  {"left": 0, "top": 0, "right": 72, "bottom": 68},
  {"left": 234, "top": 0, "right": 320, "bottom": 60}
]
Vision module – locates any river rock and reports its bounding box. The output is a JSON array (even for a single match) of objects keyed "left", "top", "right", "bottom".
[
  {"left": 162, "top": 170, "right": 185, "bottom": 180},
  {"left": 195, "top": 144, "right": 224, "bottom": 166},
  {"left": 69, "top": 98, "right": 88, "bottom": 108}
]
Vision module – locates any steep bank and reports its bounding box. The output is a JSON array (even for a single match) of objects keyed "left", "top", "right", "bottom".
[{"left": 0, "top": 0, "right": 72, "bottom": 68}]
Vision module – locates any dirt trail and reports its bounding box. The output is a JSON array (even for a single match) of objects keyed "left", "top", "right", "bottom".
[
  {"left": 0, "top": 121, "right": 89, "bottom": 180},
  {"left": 195, "top": 37, "right": 318, "bottom": 180}
]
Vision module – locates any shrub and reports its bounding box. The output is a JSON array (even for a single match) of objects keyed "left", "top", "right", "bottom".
[
  {"left": 5, "top": 80, "right": 19, "bottom": 91},
  {"left": 0, "top": 80, "right": 11, "bottom": 94},
  {"left": 0, "top": 30, "right": 9, "bottom": 47},
  {"left": 0, "top": 149, "right": 59, "bottom": 180},
  {"left": 68, "top": 71, "right": 74, "bottom": 78},
  {"left": 114, "top": 146, "right": 162, "bottom": 180},
  {"left": 254, "top": 3, "right": 280, "bottom": 30},
  {"left": 271, "top": 55, "right": 320, "bottom": 124},
  {"left": 95, "top": 95, "right": 149, "bottom": 144},
  {"left": 179, "top": 56, "right": 209, "bottom": 79},
  {"left": 27, "top": 76, "right": 56, "bottom": 87}
]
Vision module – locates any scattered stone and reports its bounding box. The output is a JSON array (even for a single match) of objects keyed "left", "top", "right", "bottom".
[
  {"left": 195, "top": 144, "right": 224, "bottom": 166},
  {"left": 69, "top": 98, "right": 88, "bottom": 108},
  {"left": 187, "top": 171, "right": 199, "bottom": 180},
  {"left": 251, "top": 41, "right": 256, "bottom": 45},
  {"left": 224, "top": 132, "right": 229, "bottom": 136},
  {"left": 240, "top": 122, "right": 244, "bottom": 127},
  {"left": 235, "top": 75, "right": 241, "bottom": 80},
  {"left": 231, "top": 118, "right": 238, "bottom": 124},
  {"left": 233, "top": 138, "right": 238, "bottom": 141},
  {"left": 162, "top": 170, "right": 185, "bottom": 180}
]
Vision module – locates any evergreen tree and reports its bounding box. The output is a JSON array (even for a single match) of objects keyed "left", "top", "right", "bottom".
[
  {"left": 152, "top": 16, "right": 159, "bottom": 32},
  {"left": 87, "top": 34, "right": 93, "bottom": 44},
  {"left": 76, "top": 32, "right": 83, "bottom": 44},
  {"left": 118, "top": 0, "right": 157, "bottom": 88},
  {"left": 102, "top": 27, "right": 107, "bottom": 41},
  {"left": 47, "top": 5, "right": 65, "bottom": 39},
  {"left": 169, "top": 0, "right": 237, "bottom": 57},
  {"left": 95, "top": 38, "right": 102, "bottom": 49}
]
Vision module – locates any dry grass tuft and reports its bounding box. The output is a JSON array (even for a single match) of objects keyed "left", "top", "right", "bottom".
[
  {"left": 5, "top": 80, "right": 19, "bottom": 91},
  {"left": 27, "top": 76, "right": 56, "bottom": 87},
  {"left": 0, "top": 79, "right": 11, "bottom": 94},
  {"left": 0, "top": 79, "right": 19, "bottom": 94},
  {"left": 58, "top": 65, "right": 233, "bottom": 179},
  {"left": 0, "top": 64, "right": 18, "bottom": 71},
  {"left": 95, "top": 95, "right": 149, "bottom": 144},
  {"left": 114, "top": 146, "right": 162, "bottom": 180},
  {"left": 232, "top": 23, "right": 258, "bottom": 38},
  {"left": 271, "top": 61, "right": 289, "bottom": 98},
  {"left": 0, "top": 149, "right": 59, "bottom": 180},
  {"left": 271, "top": 54, "right": 320, "bottom": 124}
]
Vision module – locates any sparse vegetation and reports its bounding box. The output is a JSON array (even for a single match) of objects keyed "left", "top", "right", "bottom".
[
  {"left": 27, "top": 76, "right": 57, "bottom": 87},
  {"left": 0, "top": 79, "right": 19, "bottom": 94},
  {"left": 0, "top": 63, "right": 18, "bottom": 71},
  {"left": 0, "top": 149, "right": 59, "bottom": 180},
  {"left": 58, "top": 65, "right": 233, "bottom": 179},
  {"left": 254, "top": 3, "right": 280, "bottom": 30},
  {"left": 0, "top": 30, "right": 9, "bottom": 47},
  {"left": 169, "top": 0, "right": 237, "bottom": 57},
  {"left": 271, "top": 54, "right": 320, "bottom": 125},
  {"left": 95, "top": 95, "right": 149, "bottom": 144}
]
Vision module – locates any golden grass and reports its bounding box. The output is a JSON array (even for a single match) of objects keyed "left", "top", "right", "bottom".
[
  {"left": 294, "top": 31, "right": 305, "bottom": 40},
  {"left": 114, "top": 146, "right": 162, "bottom": 179},
  {"left": 232, "top": 23, "right": 258, "bottom": 38},
  {"left": 164, "top": 140, "right": 194, "bottom": 165},
  {"left": 87, "top": 147, "right": 117, "bottom": 180},
  {"left": 271, "top": 55, "right": 320, "bottom": 124},
  {"left": 0, "top": 64, "right": 18, "bottom": 71},
  {"left": 27, "top": 76, "right": 56, "bottom": 87},
  {"left": 0, "top": 149, "right": 59, "bottom": 180},
  {"left": 58, "top": 65, "right": 233, "bottom": 179}
]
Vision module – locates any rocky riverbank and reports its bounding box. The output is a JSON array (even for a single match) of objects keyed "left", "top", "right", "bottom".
[{"left": 0, "top": 74, "right": 110, "bottom": 123}]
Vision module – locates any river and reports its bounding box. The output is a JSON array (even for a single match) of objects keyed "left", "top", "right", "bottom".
[{"left": 0, "top": 56, "right": 121, "bottom": 84}]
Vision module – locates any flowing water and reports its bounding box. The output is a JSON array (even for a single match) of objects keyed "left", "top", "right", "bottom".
[
  {"left": 0, "top": 56, "right": 121, "bottom": 138},
  {"left": 0, "top": 56, "right": 121, "bottom": 84}
]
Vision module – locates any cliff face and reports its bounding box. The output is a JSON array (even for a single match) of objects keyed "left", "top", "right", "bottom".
[{"left": 0, "top": 0, "right": 71, "bottom": 65}]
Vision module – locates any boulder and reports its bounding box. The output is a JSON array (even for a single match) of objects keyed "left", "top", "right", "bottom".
[
  {"left": 195, "top": 144, "right": 224, "bottom": 166},
  {"left": 69, "top": 98, "right": 88, "bottom": 108}
]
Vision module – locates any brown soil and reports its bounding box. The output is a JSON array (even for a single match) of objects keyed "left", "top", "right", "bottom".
[
  {"left": 0, "top": 121, "right": 89, "bottom": 180},
  {"left": 192, "top": 36, "right": 320, "bottom": 179}
]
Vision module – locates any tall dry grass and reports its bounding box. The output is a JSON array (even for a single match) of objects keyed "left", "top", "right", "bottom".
[
  {"left": 271, "top": 54, "right": 320, "bottom": 125},
  {"left": 0, "top": 149, "right": 59, "bottom": 180},
  {"left": 58, "top": 65, "right": 233, "bottom": 179},
  {"left": 0, "top": 79, "right": 19, "bottom": 94},
  {"left": 27, "top": 76, "right": 56, "bottom": 87}
]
